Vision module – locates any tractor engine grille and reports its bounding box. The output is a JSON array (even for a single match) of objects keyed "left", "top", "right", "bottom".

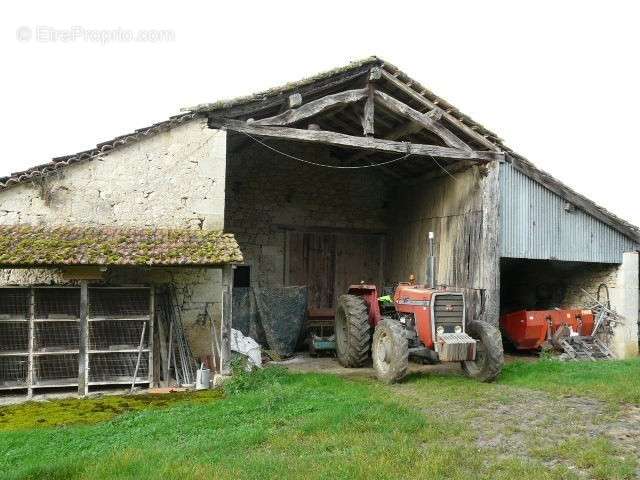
[{"left": 433, "top": 294, "right": 464, "bottom": 333}]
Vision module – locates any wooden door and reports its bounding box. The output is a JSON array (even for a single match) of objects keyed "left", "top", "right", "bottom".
[
  {"left": 286, "top": 231, "right": 384, "bottom": 310},
  {"left": 286, "top": 232, "right": 336, "bottom": 309}
]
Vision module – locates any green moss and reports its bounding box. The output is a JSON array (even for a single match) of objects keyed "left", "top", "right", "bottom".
[
  {"left": 0, "top": 225, "right": 243, "bottom": 266},
  {"left": 0, "top": 390, "right": 222, "bottom": 431}
]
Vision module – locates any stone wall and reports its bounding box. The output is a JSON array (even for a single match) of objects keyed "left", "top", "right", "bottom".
[
  {"left": 0, "top": 120, "right": 227, "bottom": 359},
  {"left": 500, "top": 258, "right": 619, "bottom": 313},
  {"left": 224, "top": 139, "right": 391, "bottom": 288}
]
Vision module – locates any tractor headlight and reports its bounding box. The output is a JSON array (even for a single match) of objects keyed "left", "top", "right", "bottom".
[
  {"left": 436, "top": 326, "right": 445, "bottom": 336},
  {"left": 454, "top": 325, "right": 462, "bottom": 334}
]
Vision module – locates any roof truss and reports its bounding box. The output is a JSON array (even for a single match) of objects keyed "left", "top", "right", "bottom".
[{"left": 213, "top": 69, "right": 503, "bottom": 166}]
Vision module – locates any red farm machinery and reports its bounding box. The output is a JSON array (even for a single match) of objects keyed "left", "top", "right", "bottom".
[{"left": 334, "top": 279, "right": 504, "bottom": 384}]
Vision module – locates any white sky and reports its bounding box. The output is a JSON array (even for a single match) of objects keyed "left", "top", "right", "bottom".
[{"left": 2, "top": 1, "right": 639, "bottom": 226}]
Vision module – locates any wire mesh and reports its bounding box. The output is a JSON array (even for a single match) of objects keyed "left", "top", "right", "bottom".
[
  {"left": 35, "top": 288, "right": 80, "bottom": 319},
  {"left": 33, "top": 354, "right": 78, "bottom": 385},
  {"left": 0, "top": 289, "right": 30, "bottom": 320},
  {"left": 89, "top": 289, "right": 149, "bottom": 318},
  {"left": 89, "top": 352, "right": 149, "bottom": 383},
  {"left": 0, "top": 322, "right": 29, "bottom": 353},
  {"left": 89, "top": 320, "right": 148, "bottom": 350},
  {"left": 0, "top": 357, "right": 28, "bottom": 388},
  {"left": 34, "top": 322, "right": 80, "bottom": 352}
]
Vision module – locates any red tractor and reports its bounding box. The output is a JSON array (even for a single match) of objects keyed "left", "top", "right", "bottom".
[{"left": 334, "top": 281, "right": 504, "bottom": 383}]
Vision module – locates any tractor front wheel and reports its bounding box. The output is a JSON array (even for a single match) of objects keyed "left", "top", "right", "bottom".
[
  {"left": 372, "top": 319, "right": 408, "bottom": 384},
  {"left": 461, "top": 321, "right": 504, "bottom": 382},
  {"left": 335, "top": 294, "right": 371, "bottom": 367}
]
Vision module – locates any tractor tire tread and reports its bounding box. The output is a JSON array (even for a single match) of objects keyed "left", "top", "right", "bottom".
[
  {"left": 372, "top": 319, "right": 408, "bottom": 384},
  {"left": 335, "top": 294, "right": 371, "bottom": 368},
  {"left": 462, "top": 320, "right": 504, "bottom": 382}
]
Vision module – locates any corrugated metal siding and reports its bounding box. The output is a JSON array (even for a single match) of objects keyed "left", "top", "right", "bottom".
[{"left": 500, "top": 163, "right": 638, "bottom": 263}]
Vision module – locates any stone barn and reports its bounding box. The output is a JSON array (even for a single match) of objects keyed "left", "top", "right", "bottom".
[{"left": 0, "top": 56, "right": 638, "bottom": 396}]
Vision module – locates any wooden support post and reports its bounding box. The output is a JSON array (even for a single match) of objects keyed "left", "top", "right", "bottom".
[
  {"left": 78, "top": 281, "right": 88, "bottom": 396},
  {"left": 362, "top": 67, "right": 380, "bottom": 137},
  {"left": 27, "top": 288, "right": 34, "bottom": 398},
  {"left": 157, "top": 297, "right": 168, "bottom": 387},
  {"left": 219, "top": 265, "right": 233, "bottom": 376},
  {"left": 362, "top": 84, "right": 375, "bottom": 136},
  {"left": 479, "top": 161, "right": 501, "bottom": 325},
  {"left": 148, "top": 286, "right": 155, "bottom": 387}
]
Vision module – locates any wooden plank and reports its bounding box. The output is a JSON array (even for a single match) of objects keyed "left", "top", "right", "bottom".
[
  {"left": 379, "top": 69, "right": 501, "bottom": 152},
  {"left": 479, "top": 161, "right": 501, "bottom": 325},
  {"left": 219, "top": 265, "right": 233, "bottom": 375},
  {"left": 288, "top": 93, "right": 302, "bottom": 109},
  {"left": 148, "top": 286, "right": 155, "bottom": 387},
  {"left": 212, "top": 66, "right": 372, "bottom": 119},
  {"left": 334, "top": 234, "right": 383, "bottom": 306},
  {"left": 287, "top": 232, "right": 336, "bottom": 309},
  {"left": 78, "top": 281, "right": 88, "bottom": 396},
  {"left": 251, "top": 88, "right": 368, "bottom": 126},
  {"left": 156, "top": 290, "right": 168, "bottom": 387},
  {"left": 27, "top": 288, "right": 34, "bottom": 398},
  {"left": 362, "top": 85, "right": 375, "bottom": 136},
  {"left": 217, "top": 119, "right": 502, "bottom": 162},
  {"left": 374, "top": 90, "right": 472, "bottom": 151}
]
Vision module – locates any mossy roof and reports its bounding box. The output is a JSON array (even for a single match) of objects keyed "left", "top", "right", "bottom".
[{"left": 0, "top": 225, "right": 243, "bottom": 267}]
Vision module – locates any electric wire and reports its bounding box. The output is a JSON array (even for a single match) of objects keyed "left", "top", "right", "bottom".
[
  {"left": 238, "top": 130, "right": 413, "bottom": 169},
  {"left": 237, "top": 129, "right": 460, "bottom": 180}
]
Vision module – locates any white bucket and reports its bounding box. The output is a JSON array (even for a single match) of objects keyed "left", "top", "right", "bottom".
[{"left": 196, "top": 367, "right": 211, "bottom": 390}]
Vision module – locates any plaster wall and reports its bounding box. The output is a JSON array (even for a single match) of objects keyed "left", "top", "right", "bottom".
[{"left": 0, "top": 120, "right": 228, "bottom": 359}]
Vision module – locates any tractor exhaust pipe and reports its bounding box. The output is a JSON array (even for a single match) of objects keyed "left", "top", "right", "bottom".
[{"left": 428, "top": 231, "right": 436, "bottom": 288}]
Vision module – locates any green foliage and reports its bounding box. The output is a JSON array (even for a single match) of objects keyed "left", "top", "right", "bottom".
[{"left": 223, "top": 361, "right": 288, "bottom": 396}]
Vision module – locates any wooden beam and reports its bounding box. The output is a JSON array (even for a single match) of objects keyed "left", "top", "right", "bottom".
[
  {"left": 78, "top": 280, "right": 88, "bottom": 396},
  {"left": 345, "top": 122, "right": 425, "bottom": 179},
  {"left": 379, "top": 69, "right": 501, "bottom": 152},
  {"left": 209, "top": 65, "right": 372, "bottom": 119},
  {"left": 288, "top": 93, "right": 302, "bottom": 109},
  {"left": 362, "top": 84, "right": 375, "bottom": 136},
  {"left": 251, "top": 88, "right": 367, "bottom": 127},
  {"left": 479, "top": 161, "right": 501, "bottom": 325},
  {"left": 215, "top": 119, "right": 502, "bottom": 162},
  {"left": 361, "top": 66, "right": 380, "bottom": 137},
  {"left": 374, "top": 90, "right": 472, "bottom": 151},
  {"left": 219, "top": 265, "right": 233, "bottom": 376}
]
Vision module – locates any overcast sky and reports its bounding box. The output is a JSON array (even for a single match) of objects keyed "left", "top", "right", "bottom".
[{"left": 3, "top": 1, "right": 639, "bottom": 226}]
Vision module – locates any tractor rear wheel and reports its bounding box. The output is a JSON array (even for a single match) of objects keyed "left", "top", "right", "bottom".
[
  {"left": 461, "top": 321, "right": 504, "bottom": 382},
  {"left": 372, "top": 319, "right": 408, "bottom": 384},
  {"left": 335, "top": 294, "right": 371, "bottom": 367}
]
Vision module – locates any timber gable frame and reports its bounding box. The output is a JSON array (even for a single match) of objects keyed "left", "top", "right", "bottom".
[
  {"left": 1, "top": 56, "right": 637, "bottom": 243},
  {"left": 207, "top": 65, "right": 504, "bottom": 168}
]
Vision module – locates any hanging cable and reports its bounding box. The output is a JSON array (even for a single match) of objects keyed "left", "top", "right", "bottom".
[{"left": 237, "top": 130, "right": 413, "bottom": 169}]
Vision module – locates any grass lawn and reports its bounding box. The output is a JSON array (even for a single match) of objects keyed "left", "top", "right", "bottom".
[
  {"left": 1, "top": 359, "right": 639, "bottom": 480},
  {"left": 500, "top": 358, "right": 640, "bottom": 404}
]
